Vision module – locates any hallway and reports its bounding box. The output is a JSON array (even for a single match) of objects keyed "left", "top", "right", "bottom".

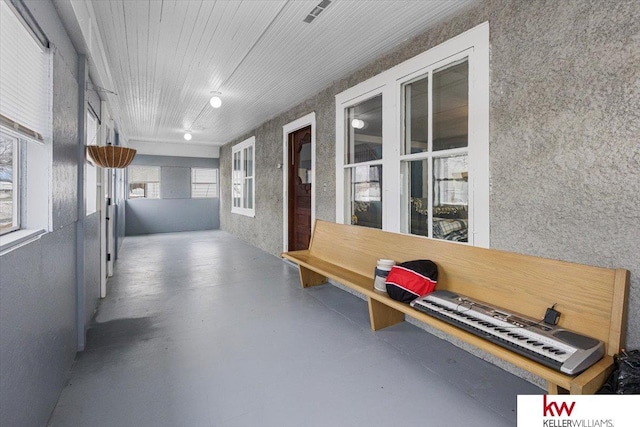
[{"left": 47, "top": 231, "right": 540, "bottom": 426}]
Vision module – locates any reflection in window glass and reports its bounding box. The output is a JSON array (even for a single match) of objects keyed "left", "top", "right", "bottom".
[
  {"left": 346, "top": 95, "right": 383, "bottom": 164},
  {"left": 232, "top": 152, "right": 241, "bottom": 208},
  {"left": 350, "top": 165, "right": 382, "bottom": 229},
  {"left": 403, "top": 159, "right": 429, "bottom": 237},
  {"left": 432, "top": 155, "right": 468, "bottom": 242},
  {"left": 0, "top": 131, "right": 18, "bottom": 234},
  {"left": 128, "top": 165, "right": 160, "bottom": 199},
  {"left": 298, "top": 142, "right": 312, "bottom": 184},
  {"left": 404, "top": 76, "right": 429, "bottom": 154},
  {"left": 433, "top": 60, "right": 468, "bottom": 151},
  {"left": 191, "top": 168, "right": 218, "bottom": 198}
]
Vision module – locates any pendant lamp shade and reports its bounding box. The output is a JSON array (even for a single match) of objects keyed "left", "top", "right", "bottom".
[{"left": 87, "top": 145, "right": 137, "bottom": 168}]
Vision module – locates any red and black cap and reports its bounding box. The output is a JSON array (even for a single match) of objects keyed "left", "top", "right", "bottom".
[{"left": 385, "top": 260, "right": 438, "bottom": 304}]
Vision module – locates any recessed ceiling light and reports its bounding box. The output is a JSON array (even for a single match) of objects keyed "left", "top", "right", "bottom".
[{"left": 184, "top": 132, "right": 192, "bottom": 141}]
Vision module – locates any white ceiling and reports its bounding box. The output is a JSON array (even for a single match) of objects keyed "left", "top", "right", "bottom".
[{"left": 54, "top": 0, "right": 475, "bottom": 147}]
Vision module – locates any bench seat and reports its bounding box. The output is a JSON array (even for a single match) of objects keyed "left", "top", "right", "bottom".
[{"left": 282, "top": 220, "right": 630, "bottom": 395}]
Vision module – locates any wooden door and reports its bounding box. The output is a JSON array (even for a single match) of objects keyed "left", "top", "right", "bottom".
[{"left": 288, "top": 126, "right": 312, "bottom": 251}]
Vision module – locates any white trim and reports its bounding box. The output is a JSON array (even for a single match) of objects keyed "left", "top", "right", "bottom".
[
  {"left": 282, "top": 112, "right": 316, "bottom": 252},
  {"left": 0, "top": 228, "right": 45, "bottom": 254},
  {"left": 335, "top": 22, "right": 490, "bottom": 247},
  {"left": 129, "top": 140, "right": 220, "bottom": 158},
  {"left": 335, "top": 88, "right": 386, "bottom": 225},
  {"left": 231, "top": 136, "right": 256, "bottom": 217}
]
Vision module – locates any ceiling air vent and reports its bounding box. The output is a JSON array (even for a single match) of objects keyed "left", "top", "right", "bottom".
[{"left": 303, "top": 0, "right": 332, "bottom": 23}]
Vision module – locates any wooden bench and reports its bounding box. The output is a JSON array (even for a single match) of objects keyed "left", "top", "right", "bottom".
[{"left": 281, "top": 220, "right": 630, "bottom": 395}]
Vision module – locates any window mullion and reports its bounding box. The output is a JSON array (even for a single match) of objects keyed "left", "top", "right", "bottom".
[
  {"left": 427, "top": 71, "right": 434, "bottom": 239},
  {"left": 427, "top": 70, "right": 433, "bottom": 153}
]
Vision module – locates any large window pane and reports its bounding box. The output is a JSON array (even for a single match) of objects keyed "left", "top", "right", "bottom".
[
  {"left": 404, "top": 76, "right": 429, "bottom": 154},
  {"left": 432, "top": 155, "right": 468, "bottom": 242},
  {"left": 404, "top": 159, "right": 429, "bottom": 237},
  {"left": 233, "top": 152, "right": 241, "bottom": 207},
  {"left": 128, "top": 165, "right": 160, "bottom": 199},
  {"left": 245, "top": 146, "right": 253, "bottom": 176},
  {"left": 349, "top": 165, "right": 382, "bottom": 229},
  {"left": 346, "top": 95, "right": 382, "bottom": 164},
  {"left": 0, "top": 132, "right": 18, "bottom": 234},
  {"left": 244, "top": 179, "right": 253, "bottom": 209},
  {"left": 433, "top": 60, "right": 468, "bottom": 151}
]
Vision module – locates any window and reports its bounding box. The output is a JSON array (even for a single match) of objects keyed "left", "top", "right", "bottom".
[
  {"left": 345, "top": 95, "right": 383, "bottom": 228},
  {"left": 336, "top": 22, "right": 489, "bottom": 247},
  {"left": 231, "top": 136, "right": 255, "bottom": 217},
  {"left": 128, "top": 166, "right": 160, "bottom": 199},
  {"left": 86, "top": 111, "right": 98, "bottom": 215},
  {"left": 191, "top": 168, "right": 218, "bottom": 198},
  {"left": 0, "top": 0, "right": 52, "bottom": 244},
  {"left": 401, "top": 59, "right": 470, "bottom": 242},
  {"left": 0, "top": 131, "right": 18, "bottom": 234}
]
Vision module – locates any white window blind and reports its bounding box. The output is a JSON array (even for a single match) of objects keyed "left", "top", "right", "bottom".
[
  {"left": 0, "top": 0, "right": 51, "bottom": 141},
  {"left": 129, "top": 166, "right": 160, "bottom": 183},
  {"left": 191, "top": 168, "right": 217, "bottom": 198}
]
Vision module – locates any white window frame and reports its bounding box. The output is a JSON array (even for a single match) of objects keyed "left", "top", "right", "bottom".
[
  {"left": 85, "top": 111, "right": 98, "bottom": 215},
  {"left": 0, "top": 129, "right": 20, "bottom": 235},
  {"left": 335, "top": 22, "right": 490, "bottom": 247},
  {"left": 191, "top": 167, "right": 218, "bottom": 198},
  {"left": 0, "top": 0, "right": 53, "bottom": 251},
  {"left": 282, "top": 112, "right": 316, "bottom": 252},
  {"left": 231, "top": 136, "right": 255, "bottom": 217}
]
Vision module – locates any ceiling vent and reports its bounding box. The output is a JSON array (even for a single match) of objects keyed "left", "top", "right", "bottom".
[{"left": 303, "top": 0, "right": 332, "bottom": 23}]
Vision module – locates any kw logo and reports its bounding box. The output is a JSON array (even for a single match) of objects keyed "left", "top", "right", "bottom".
[{"left": 543, "top": 395, "right": 576, "bottom": 417}]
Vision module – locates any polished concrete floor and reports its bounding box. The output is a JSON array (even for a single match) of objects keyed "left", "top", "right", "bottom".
[{"left": 48, "top": 230, "right": 541, "bottom": 427}]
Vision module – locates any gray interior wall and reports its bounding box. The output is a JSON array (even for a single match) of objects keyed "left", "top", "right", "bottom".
[
  {"left": 220, "top": 0, "right": 640, "bottom": 354},
  {"left": 0, "top": 1, "right": 104, "bottom": 425},
  {"left": 160, "top": 167, "right": 192, "bottom": 199},
  {"left": 126, "top": 199, "right": 219, "bottom": 235},
  {"left": 125, "top": 154, "right": 220, "bottom": 235}
]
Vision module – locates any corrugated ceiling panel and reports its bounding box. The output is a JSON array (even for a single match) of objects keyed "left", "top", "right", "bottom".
[{"left": 87, "top": 0, "right": 475, "bottom": 145}]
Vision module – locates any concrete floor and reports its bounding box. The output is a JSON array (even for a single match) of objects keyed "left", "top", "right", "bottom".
[{"left": 48, "top": 230, "right": 541, "bottom": 427}]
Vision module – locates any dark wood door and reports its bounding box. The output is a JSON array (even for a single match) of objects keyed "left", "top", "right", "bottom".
[{"left": 288, "top": 126, "right": 312, "bottom": 251}]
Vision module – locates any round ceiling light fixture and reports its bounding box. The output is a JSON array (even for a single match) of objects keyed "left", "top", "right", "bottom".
[
  {"left": 184, "top": 132, "right": 192, "bottom": 141},
  {"left": 209, "top": 91, "right": 222, "bottom": 108}
]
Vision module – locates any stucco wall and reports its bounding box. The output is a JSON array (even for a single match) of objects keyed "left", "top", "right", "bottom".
[{"left": 220, "top": 0, "right": 640, "bottom": 356}]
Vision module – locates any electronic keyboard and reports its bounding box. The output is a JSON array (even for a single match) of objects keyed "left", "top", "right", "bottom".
[{"left": 410, "top": 290, "right": 605, "bottom": 375}]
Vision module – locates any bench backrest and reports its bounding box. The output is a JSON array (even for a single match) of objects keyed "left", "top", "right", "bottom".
[{"left": 309, "top": 220, "right": 629, "bottom": 356}]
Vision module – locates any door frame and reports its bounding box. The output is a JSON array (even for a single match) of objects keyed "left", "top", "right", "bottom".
[{"left": 282, "top": 112, "right": 316, "bottom": 252}]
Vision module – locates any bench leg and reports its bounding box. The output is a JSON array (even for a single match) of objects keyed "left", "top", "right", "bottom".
[
  {"left": 547, "top": 383, "right": 569, "bottom": 395},
  {"left": 368, "top": 298, "right": 404, "bottom": 331},
  {"left": 298, "top": 266, "right": 327, "bottom": 288}
]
